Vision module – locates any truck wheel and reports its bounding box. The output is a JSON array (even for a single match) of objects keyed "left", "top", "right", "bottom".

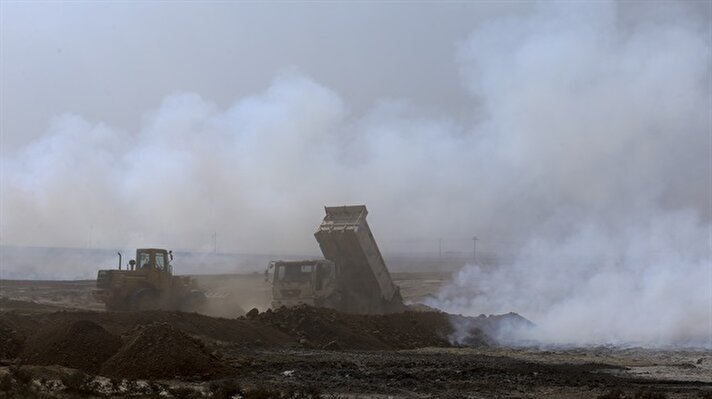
[
  {"left": 105, "top": 299, "right": 128, "bottom": 312},
  {"left": 130, "top": 288, "right": 160, "bottom": 311},
  {"left": 180, "top": 291, "right": 207, "bottom": 313},
  {"left": 384, "top": 290, "right": 405, "bottom": 314},
  {"left": 323, "top": 291, "right": 343, "bottom": 310}
]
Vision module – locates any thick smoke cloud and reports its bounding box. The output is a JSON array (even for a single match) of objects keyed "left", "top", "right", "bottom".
[
  {"left": 2, "top": 75, "right": 346, "bottom": 253},
  {"left": 1, "top": 73, "right": 479, "bottom": 255},
  {"left": 427, "top": 1, "right": 712, "bottom": 348},
  {"left": 1, "top": 1, "right": 710, "bottom": 346}
]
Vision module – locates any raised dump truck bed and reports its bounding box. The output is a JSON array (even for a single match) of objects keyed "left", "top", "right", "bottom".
[{"left": 314, "top": 205, "right": 400, "bottom": 311}]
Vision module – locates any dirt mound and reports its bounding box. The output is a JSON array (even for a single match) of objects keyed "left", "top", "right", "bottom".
[
  {"left": 101, "top": 322, "right": 233, "bottom": 380},
  {"left": 254, "top": 305, "right": 460, "bottom": 349},
  {"left": 5, "top": 310, "right": 295, "bottom": 349},
  {"left": 0, "top": 318, "right": 24, "bottom": 359},
  {"left": 0, "top": 297, "right": 64, "bottom": 312},
  {"left": 449, "top": 312, "right": 534, "bottom": 346},
  {"left": 20, "top": 319, "right": 122, "bottom": 373}
]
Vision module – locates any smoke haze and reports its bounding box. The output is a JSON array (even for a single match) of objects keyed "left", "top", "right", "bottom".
[
  {"left": 1, "top": 1, "right": 710, "bottom": 346},
  {"left": 427, "top": 1, "right": 712, "bottom": 348}
]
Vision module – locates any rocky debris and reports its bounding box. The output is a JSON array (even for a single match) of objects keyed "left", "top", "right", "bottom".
[
  {"left": 3, "top": 300, "right": 506, "bottom": 352},
  {"left": 20, "top": 319, "right": 122, "bottom": 373},
  {"left": 100, "top": 322, "right": 233, "bottom": 380},
  {"left": 255, "top": 305, "right": 463, "bottom": 349},
  {"left": 3, "top": 308, "right": 295, "bottom": 349},
  {"left": 0, "top": 296, "right": 64, "bottom": 312},
  {"left": 245, "top": 307, "right": 259, "bottom": 319},
  {"left": 0, "top": 318, "right": 24, "bottom": 359},
  {"left": 449, "top": 312, "right": 533, "bottom": 346},
  {"left": 322, "top": 340, "right": 341, "bottom": 350},
  {"left": 3, "top": 302, "right": 513, "bottom": 382}
]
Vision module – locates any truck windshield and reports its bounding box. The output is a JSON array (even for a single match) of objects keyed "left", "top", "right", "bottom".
[
  {"left": 155, "top": 253, "right": 165, "bottom": 271},
  {"left": 138, "top": 252, "right": 151, "bottom": 269},
  {"left": 276, "top": 264, "right": 313, "bottom": 283}
]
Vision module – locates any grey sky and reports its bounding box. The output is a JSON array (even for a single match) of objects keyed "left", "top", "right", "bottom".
[
  {"left": 1, "top": 1, "right": 710, "bottom": 347},
  {"left": 1, "top": 0, "right": 709, "bottom": 252},
  {"left": 1, "top": 1, "right": 534, "bottom": 152}
]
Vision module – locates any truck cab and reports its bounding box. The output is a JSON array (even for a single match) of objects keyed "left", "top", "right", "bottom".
[
  {"left": 269, "top": 259, "right": 341, "bottom": 309},
  {"left": 268, "top": 205, "right": 404, "bottom": 314}
]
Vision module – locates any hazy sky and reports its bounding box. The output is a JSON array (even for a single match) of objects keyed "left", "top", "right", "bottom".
[
  {"left": 1, "top": 1, "right": 534, "bottom": 151},
  {"left": 1, "top": 1, "right": 711, "bottom": 346},
  {"left": 0, "top": 0, "right": 710, "bottom": 255}
]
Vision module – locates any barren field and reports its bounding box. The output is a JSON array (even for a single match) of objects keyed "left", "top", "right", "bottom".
[{"left": 1, "top": 273, "right": 710, "bottom": 398}]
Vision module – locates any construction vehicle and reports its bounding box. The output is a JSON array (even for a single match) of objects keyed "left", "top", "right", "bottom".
[
  {"left": 268, "top": 205, "right": 404, "bottom": 314},
  {"left": 94, "top": 248, "right": 206, "bottom": 311}
]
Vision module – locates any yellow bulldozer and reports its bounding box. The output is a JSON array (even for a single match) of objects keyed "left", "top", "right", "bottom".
[{"left": 94, "top": 248, "right": 206, "bottom": 311}]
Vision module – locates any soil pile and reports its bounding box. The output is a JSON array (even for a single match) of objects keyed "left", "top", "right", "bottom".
[
  {"left": 0, "top": 297, "right": 63, "bottom": 312},
  {"left": 449, "top": 312, "right": 534, "bottom": 346},
  {"left": 254, "top": 305, "right": 463, "bottom": 349},
  {"left": 20, "top": 319, "right": 122, "bottom": 373},
  {"left": 0, "top": 318, "right": 24, "bottom": 358},
  {"left": 4, "top": 310, "right": 294, "bottom": 348},
  {"left": 101, "top": 322, "right": 233, "bottom": 380}
]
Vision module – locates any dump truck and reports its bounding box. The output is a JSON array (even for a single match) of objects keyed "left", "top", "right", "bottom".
[
  {"left": 94, "top": 248, "right": 206, "bottom": 311},
  {"left": 269, "top": 205, "right": 404, "bottom": 314}
]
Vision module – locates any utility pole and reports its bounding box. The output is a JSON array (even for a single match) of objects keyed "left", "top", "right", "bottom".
[
  {"left": 438, "top": 238, "right": 442, "bottom": 267},
  {"left": 472, "top": 236, "right": 478, "bottom": 264}
]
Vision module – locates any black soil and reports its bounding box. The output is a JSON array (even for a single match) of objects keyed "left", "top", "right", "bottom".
[
  {"left": 0, "top": 318, "right": 24, "bottom": 359},
  {"left": 253, "top": 305, "right": 464, "bottom": 349},
  {"left": 20, "top": 319, "right": 122, "bottom": 373},
  {"left": 100, "top": 322, "right": 233, "bottom": 380}
]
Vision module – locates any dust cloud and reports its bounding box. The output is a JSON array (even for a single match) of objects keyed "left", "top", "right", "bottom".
[{"left": 1, "top": 1, "right": 710, "bottom": 346}]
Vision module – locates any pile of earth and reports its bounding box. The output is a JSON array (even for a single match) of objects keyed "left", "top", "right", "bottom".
[
  {"left": 20, "top": 319, "right": 122, "bottom": 373},
  {"left": 448, "top": 312, "right": 534, "bottom": 346},
  {"left": 100, "top": 322, "right": 233, "bottom": 380},
  {"left": 3, "top": 305, "right": 478, "bottom": 352},
  {"left": 250, "top": 305, "right": 476, "bottom": 349},
  {"left": 0, "top": 318, "right": 24, "bottom": 359},
  {"left": 2, "top": 308, "right": 294, "bottom": 348},
  {"left": 1, "top": 303, "right": 515, "bottom": 379},
  {"left": 0, "top": 296, "right": 64, "bottom": 312}
]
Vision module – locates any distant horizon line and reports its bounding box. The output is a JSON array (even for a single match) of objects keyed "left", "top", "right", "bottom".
[{"left": 0, "top": 243, "right": 492, "bottom": 259}]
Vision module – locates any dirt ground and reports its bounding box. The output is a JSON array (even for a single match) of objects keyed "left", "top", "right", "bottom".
[
  {"left": 1, "top": 273, "right": 710, "bottom": 398},
  {"left": 0, "top": 272, "right": 448, "bottom": 312}
]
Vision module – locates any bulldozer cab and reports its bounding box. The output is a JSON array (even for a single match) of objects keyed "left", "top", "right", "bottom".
[
  {"left": 133, "top": 248, "right": 173, "bottom": 274},
  {"left": 95, "top": 247, "right": 207, "bottom": 312}
]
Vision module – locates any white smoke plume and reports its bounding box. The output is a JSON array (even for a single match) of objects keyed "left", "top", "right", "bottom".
[
  {"left": 1, "top": 1, "right": 710, "bottom": 346},
  {"left": 426, "top": 1, "right": 712, "bottom": 348}
]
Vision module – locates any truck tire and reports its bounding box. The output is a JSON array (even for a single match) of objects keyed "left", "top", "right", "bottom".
[
  {"left": 384, "top": 289, "right": 405, "bottom": 314},
  {"left": 105, "top": 299, "right": 129, "bottom": 312},
  {"left": 130, "top": 288, "right": 160, "bottom": 311},
  {"left": 180, "top": 290, "right": 207, "bottom": 313},
  {"left": 322, "top": 291, "right": 343, "bottom": 310}
]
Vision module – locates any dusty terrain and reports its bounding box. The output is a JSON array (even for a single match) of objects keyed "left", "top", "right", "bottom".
[
  {"left": 0, "top": 271, "right": 448, "bottom": 313},
  {"left": 1, "top": 273, "right": 710, "bottom": 398}
]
